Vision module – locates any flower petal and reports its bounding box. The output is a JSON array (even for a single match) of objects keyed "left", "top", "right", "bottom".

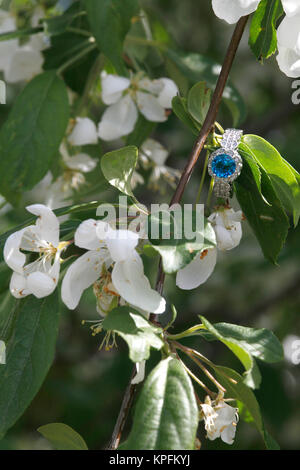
[
  {"left": 112, "top": 253, "right": 166, "bottom": 314},
  {"left": 212, "top": 0, "right": 260, "bottom": 24},
  {"left": 101, "top": 72, "right": 130, "bottom": 104},
  {"left": 136, "top": 91, "right": 167, "bottom": 122},
  {"left": 131, "top": 361, "right": 146, "bottom": 384},
  {"left": 98, "top": 95, "right": 138, "bottom": 141},
  {"left": 68, "top": 117, "right": 98, "bottom": 146},
  {"left": 281, "top": 0, "right": 300, "bottom": 17},
  {"left": 61, "top": 250, "right": 108, "bottom": 309},
  {"left": 4, "top": 228, "right": 29, "bottom": 273},
  {"left": 9, "top": 271, "right": 30, "bottom": 298},
  {"left": 26, "top": 271, "right": 57, "bottom": 298},
  {"left": 65, "top": 153, "right": 97, "bottom": 172},
  {"left": 176, "top": 248, "right": 217, "bottom": 290},
  {"left": 105, "top": 228, "right": 139, "bottom": 262},
  {"left": 26, "top": 204, "right": 60, "bottom": 247},
  {"left": 4, "top": 47, "right": 43, "bottom": 83},
  {"left": 75, "top": 219, "right": 109, "bottom": 250},
  {"left": 140, "top": 138, "right": 169, "bottom": 167},
  {"left": 156, "top": 78, "right": 178, "bottom": 108}
]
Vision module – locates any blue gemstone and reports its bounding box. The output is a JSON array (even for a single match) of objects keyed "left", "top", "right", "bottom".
[{"left": 211, "top": 154, "right": 236, "bottom": 178}]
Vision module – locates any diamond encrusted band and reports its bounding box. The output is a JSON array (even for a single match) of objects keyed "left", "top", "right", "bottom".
[
  {"left": 208, "top": 128, "right": 243, "bottom": 199},
  {"left": 221, "top": 129, "right": 243, "bottom": 151}
]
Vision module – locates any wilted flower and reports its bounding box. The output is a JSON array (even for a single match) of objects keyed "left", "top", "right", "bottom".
[
  {"left": 98, "top": 72, "right": 178, "bottom": 141},
  {"left": 4, "top": 204, "right": 68, "bottom": 299},
  {"left": 201, "top": 397, "right": 239, "bottom": 445},
  {"left": 61, "top": 219, "right": 166, "bottom": 314}
]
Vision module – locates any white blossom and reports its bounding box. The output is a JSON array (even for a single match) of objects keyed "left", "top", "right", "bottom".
[
  {"left": 0, "top": 340, "right": 6, "bottom": 364},
  {"left": 26, "top": 145, "right": 97, "bottom": 210},
  {"left": 0, "top": 9, "right": 45, "bottom": 83},
  {"left": 4, "top": 204, "right": 68, "bottom": 299},
  {"left": 139, "top": 138, "right": 181, "bottom": 190},
  {"left": 276, "top": 13, "right": 300, "bottom": 78},
  {"left": 61, "top": 219, "right": 166, "bottom": 315},
  {"left": 98, "top": 72, "right": 178, "bottom": 141},
  {"left": 201, "top": 398, "right": 239, "bottom": 445},
  {"left": 212, "top": 0, "right": 260, "bottom": 24},
  {"left": 68, "top": 117, "right": 98, "bottom": 146},
  {"left": 176, "top": 208, "right": 242, "bottom": 290},
  {"left": 208, "top": 207, "right": 243, "bottom": 251}
]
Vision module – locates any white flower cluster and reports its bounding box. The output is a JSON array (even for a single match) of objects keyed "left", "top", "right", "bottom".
[
  {"left": 201, "top": 396, "right": 239, "bottom": 445},
  {"left": 3, "top": 205, "right": 166, "bottom": 316},
  {"left": 212, "top": 0, "right": 300, "bottom": 78},
  {"left": 0, "top": 8, "right": 45, "bottom": 83},
  {"left": 176, "top": 207, "right": 243, "bottom": 290},
  {"left": 68, "top": 72, "right": 178, "bottom": 143},
  {"left": 98, "top": 72, "right": 178, "bottom": 141}
]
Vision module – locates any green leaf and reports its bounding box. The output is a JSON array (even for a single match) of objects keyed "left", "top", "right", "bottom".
[
  {"left": 235, "top": 156, "right": 289, "bottom": 263},
  {"left": 200, "top": 317, "right": 283, "bottom": 388},
  {"left": 200, "top": 317, "right": 260, "bottom": 388},
  {"left": 84, "top": 0, "right": 139, "bottom": 75},
  {"left": 213, "top": 366, "right": 279, "bottom": 449},
  {"left": 101, "top": 306, "right": 164, "bottom": 362},
  {"left": 187, "top": 81, "right": 211, "bottom": 125},
  {"left": 165, "top": 49, "right": 246, "bottom": 125},
  {"left": 242, "top": 135, "right": 300, "bottom": 226},
  {"left": 37, "top": 423, "right": 88, "bottom": 450},
  {"left": 249, "top": 0, "right": 283, "bottom": 61},
  {"left": 121, "top": 357, "right": 198, "bottom": 450},
  {"left": 100, "top": 145, "right": 138, "bottom": 197},
  {"left": 0, "top": 293, "right": 60, "bottom": 438},
  {"left": 44, "top": 2, "right": 82, "bottom": 36},
  {"left": 172, "top": 95, "right": 199, "bottom": 135},
  {"left": 0, "top": 71, "right": 69, "bottom": 203},
  {"left": 147, "top": 207, "right": 216, "bottom": 274}
]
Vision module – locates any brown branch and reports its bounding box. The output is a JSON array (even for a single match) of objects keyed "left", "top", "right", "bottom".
[
  {"left": 154, "top": 15, "right": 249, "bottom": 300},
  {"left": 108, "top": 14, "right": 249, "bottom": 450}
]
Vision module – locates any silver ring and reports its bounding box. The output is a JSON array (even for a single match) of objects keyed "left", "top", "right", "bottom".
[{"left": 208, "top": 128, "right": 243, "bottom": 198}]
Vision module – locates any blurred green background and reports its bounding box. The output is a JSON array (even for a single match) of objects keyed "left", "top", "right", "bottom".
[{"left": 0, "top": 0, "right": 300, "bottom": 450}]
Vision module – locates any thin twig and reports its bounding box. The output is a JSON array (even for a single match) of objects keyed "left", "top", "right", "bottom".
[{"left": 108, "top": 15, "right": 249, "bottom": 450}]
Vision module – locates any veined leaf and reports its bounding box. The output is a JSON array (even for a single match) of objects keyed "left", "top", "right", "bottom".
[
  {"left": 100, "top": 145, "right": 138, "bottom": 197},
  {"left": 172, "top": 95, "right": 200, "bottom": 135},
  {"left": 84, "top": 0, "right": 139, "bottom": 75},
  {"left": 187, "top": 81, "right": 211, "bottom": 125},
  {"left": 200, "top": 317, "right": 283, "bottom": 388},
  {"left": 241, "top": 135, "right": 300, "bottom": 226},
  {"left": 249, "top": 0, "right": 284, "bottom": 61},
  {"left": 38, "top": 423, "right": 88, "bottom": 450},
  {"left": 0, "top": 293, "right": 60, "bottom": 438},
  {"left": 121, "top": 357, "right": 198, "bottom": 450},
  {"left": 0, "top": 71, "right": 69, "bottom": 203},
  {"left": 235, "top": 156, "right": 289, "bottom": 263}
]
